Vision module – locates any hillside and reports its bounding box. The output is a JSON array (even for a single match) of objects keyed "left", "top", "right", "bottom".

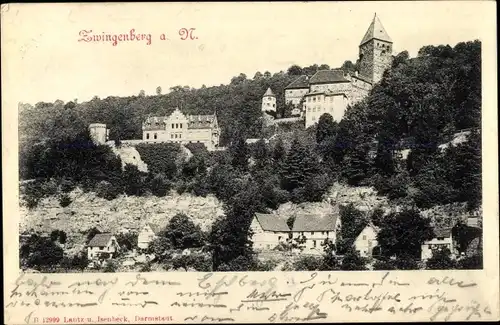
[{"left": 20, "top": 188, "right": 224, "bottom": 253}]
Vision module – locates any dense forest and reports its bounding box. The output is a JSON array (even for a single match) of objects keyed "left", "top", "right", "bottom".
[{"left": 19, "top": 40, "right": 482, "bottom": 271}]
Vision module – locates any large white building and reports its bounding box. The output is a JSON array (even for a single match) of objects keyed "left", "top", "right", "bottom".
[
  {"left": 284, "top": 13, "right": 393, "bottom": 127},
  {"left": 142, "top": 108, "right": 221, "bottom": 151}
]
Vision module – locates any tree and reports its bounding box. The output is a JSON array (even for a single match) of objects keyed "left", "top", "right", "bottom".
[
  {"left": 116, "top": 232, "right": 138, "bottom": 251},
  {"left": 252, "top": 139, "right": 270, "bottom": 169},
  {"left": 377, "top": 210, "right": 434, "bottom": 259},
  {"left": 123, "top": 164, "right": 145, "bottom": 196},
  {"left": 287, "top": 65, "right": 303, "bottom": 76},
  {"left": 320, "top": 239, "right": 340, "bottom": 270},
  {"left": 280, "top": 138, "right": 319, "bottom": 192},
  {"left": 149, "top": 172, "right": 171, "bottom": 197},
  {"left": 340, "top": 249, "right": 367, "bottom": 270},
  {"left": 229, "top": 135, "right": 249, "bottom": 170},
  {"left": 147, "top": 236, "right": 173, "bottom": 261},
  {"left": 138, "top": 90, "right": 146, "bottom": 97},
  {"left": 316, "top": 113, "right": 337, "bottom": 144},
  {"left": 164, "top": 213, "right": 204, "bottom": 249},
  {"left": 20, "top": 235, "right": 64, "bottom": 270},
  {"left": 156, "top": 86, "right": 162, "bottom": 95}
]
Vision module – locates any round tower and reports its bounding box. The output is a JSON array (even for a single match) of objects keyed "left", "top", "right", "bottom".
[
  {"left": 261, "top": 87, "right": 277, "bottom": 112},
  {"left": 89, "top": 123, "right": 109, "bottom": 145}
]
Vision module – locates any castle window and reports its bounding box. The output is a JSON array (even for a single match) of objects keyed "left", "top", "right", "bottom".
[
  {"left": 171, "top": 123, "right": 174, "bottom": 129},
  {"left": 382, "top": 50, "right": 386, "bottom": 55},
  {"left": 179, "top": 134, "right": 182, "bottom": 139},
  {"left": 171, "top": 134, "right": 174, "bottom": 139},
  {"left": 273, "top": 103, "right": 276, "bottom": 108},
  {"left": 146, "top": 133, "right": 150, "bottom": 139},
  {"left": 180, "top": 124, "right": 182, "bottom": 128},
  {"left": 154, "top": 133, "right": 157, "bottom": 139}
]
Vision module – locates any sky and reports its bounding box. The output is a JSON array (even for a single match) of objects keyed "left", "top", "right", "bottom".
[{"left": 2, "top": 1, "right": 495, "bottom": 105}]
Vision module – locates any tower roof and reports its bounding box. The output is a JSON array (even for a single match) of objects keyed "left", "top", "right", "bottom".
[
  {"left": 360, "top": 13, "right": 392, "bottom": 46},
  {"left": 263, "top": 87, "right": 275, "bottom": 97}
]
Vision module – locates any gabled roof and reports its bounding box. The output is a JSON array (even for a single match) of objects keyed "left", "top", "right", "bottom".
[
  {"left": 309, "top": 70, "right": 350, "bottom": 84},
  {"left": 292, "top": 213, "right": 339, "bottom": 232},
  {"left": 187, "top": 114, "right": 216, "bottom": 129},
  {"left": 263, "top": 87, "right": 275, "bottom": 97},
  {"left": 254, "top": 213, "right": 290, "bottom": 232},
  {"left": 146, "top": 223, "right": 161, "bottom": 235},
  {"left": 356, "top": 223, "right": 380, "bottom": 239},
  {"left": 360, "top": 13, "right": 392, "bottom": 46},
  {"left": 285, "top": 75, "right": 310, "bottom": 89},
  {"left": 88, "top": 233, "right": 114, "bottom": 247}
]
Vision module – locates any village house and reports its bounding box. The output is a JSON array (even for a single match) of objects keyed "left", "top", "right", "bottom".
[
  {"left": 354, "top": 224, "right": 380, "bottom": 258},
  {"left": 138, "top": 223, "right": 161, "bottom": 249},
  {"left": 87, "top": 233, "right": 120, "bottom": 260},
  {"left": 291, "top": 213, "right": 342, "bottom": 255},
  {"left": 421, "top": 228, "right": 456, "bottom": 260},
  {"left": 250, "top": 213, "right": 291, "bottom": 250}
]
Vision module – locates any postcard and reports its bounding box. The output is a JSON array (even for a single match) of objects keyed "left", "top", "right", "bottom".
[{"left": 2, "top": 1, "right": 499, "bottom": 324}]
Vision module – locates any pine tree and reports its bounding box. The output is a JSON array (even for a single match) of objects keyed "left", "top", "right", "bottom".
[
  {"left": 229, "top": 135, "right": 249, "bottom": 170},
  {"left": 280, "top": 138, "right": 318, "bottom": 191}
]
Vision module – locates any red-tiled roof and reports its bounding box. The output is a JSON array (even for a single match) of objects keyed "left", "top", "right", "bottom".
[
  {"left": 292, "top": 213, "right": 339, "bottom": 232},
  {"left": 309, "top": 70, "right": 350, "bottom": 84},
  {"left": 255, "top": 213, "right": 290, "bottom": 232},
  {"left": 88, "top": 233, "right": 114, "bottom": 247},
  {"left": 285, "top": 75, "right": 310, "bottom": 89}
]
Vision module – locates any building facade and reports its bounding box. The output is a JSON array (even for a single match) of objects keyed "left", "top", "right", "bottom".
[
  {"left": 142, "top": 108, "right": 220, "bottom": 150},
  {"left": 354, "top": 224, "right": 380, "bottom": 258},
  {"left": 291, "top": 213, "right": 342, "bottom": 255},
  {"left": 138, "top": 223, "right": 161, "bottom": 249},
  {"left": 284, "top": 13, "right": 393, "bottom": 127},
  {"left": 87, "top": 233, "right": 120, "bottom": 260},
  {"left": 421, "top": 228, "right": 456, "bottom": 260},
  {"left": 250, "top": 213, "right": 291, "bottom": 250}
]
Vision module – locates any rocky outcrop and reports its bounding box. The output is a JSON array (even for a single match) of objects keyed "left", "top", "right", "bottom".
[
  {"left": 111, "top": 145, "right": 148, "bottom": 172},
  {"left": 20, "top": 188, "right": 225, "bottom": 250}
]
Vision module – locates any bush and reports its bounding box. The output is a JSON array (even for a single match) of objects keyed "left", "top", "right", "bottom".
[
  {"left": 60, "top": 179, "right": 76, "bottom": 193},
  {"left": 59, "top": 194, "right": 72, "bottom": 207},
  {"left": 149, "top": 173, "right": 171, "bottom": 197},
  {"left": 103, "top": 260, "right": 118, "bottom": 273},
  {"left": 20, "top": 234, "right": 64, "bottom": 271},
  {"left": 425, "top": 248, "right": 457, "bottom": 270},
  {"left": 96, "top": 180, "right": 122, "bottom": 200},
  {"left": 293, "top": 256, "right": 323, "bottom": 271},
  {"left": 457, "top": 254, "right": 482, "bottom": 269}
]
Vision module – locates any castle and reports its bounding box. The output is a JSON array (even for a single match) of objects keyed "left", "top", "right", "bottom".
[
  {"left": 264, "top": 13, "right": 394, "bottom": 128},
  {"left": 89, "top": 108, "right": 221, "bottom": 151},
  {"left": 142, "top": 108, "right": 220, "bottom": 150}
]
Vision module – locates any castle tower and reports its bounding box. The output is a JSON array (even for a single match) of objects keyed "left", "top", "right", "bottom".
[
  {"left": 261, "top": 87, "right": 276, "bottom": 112},
  {"left": 89, "top": 123, "right": 109, "bottom": 145},
  {"left": 358, "top": 13, "right": 393, "bottom": 84}
]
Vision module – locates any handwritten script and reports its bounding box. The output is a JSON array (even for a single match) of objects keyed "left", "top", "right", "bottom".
[{"left": 4, "top": 271, "right": 494, "bottom": 323}]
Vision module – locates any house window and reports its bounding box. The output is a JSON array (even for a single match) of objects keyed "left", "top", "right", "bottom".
[
  {"left": 267, "top": 102, "right": 270, "bottom": 106},
  {"left": 273, "top": 104, "right": 276, "bottom": 108},
  {"left": 311, "top": 232, "right": 314, "bottom": 235},
  {"left": 154, "top": 133, "right": 157, "bottom": 139},
  {"left": 179, "top": 134, "right": 182, "bottom": 139},
  {"left": 278, "top": 236, "right": 282, "bottom": 240},
  {"left": 326, "top": 231, "right": 329, "bottom": 236},
  {"left": 171, "top": 134, "right": 174, "bottom": 139},
  {"left": 180, "top": 124, "right": 182, "bottom": 128},
  {"left": 175, "top": 134, "right": 178, "bottom": 138},
  {"left": 363, "top": 235, "right": 366, "bottom": 240},
  {"left": 171, "top": 123, "right": 174, "bottom": 129},
  {"left": 313, "top": 240, "right": 317, "bottom": 247},
  {"left": 146, "top": 133, "right": 150, "bottom": 139}
]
